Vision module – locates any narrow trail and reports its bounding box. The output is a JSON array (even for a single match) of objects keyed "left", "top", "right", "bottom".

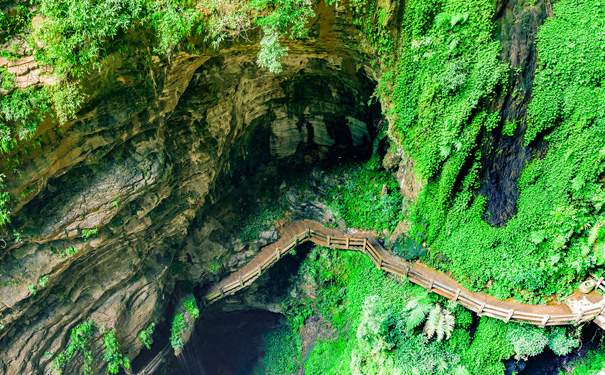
[
  {"left": 133, "top": 220, "right": 605, "bottom": 374},
  {"left": 204, "top": 220, "right": 605, "bottom": 328}
]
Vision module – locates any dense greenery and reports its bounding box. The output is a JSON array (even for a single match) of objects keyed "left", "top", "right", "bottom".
[
  {"left": 254, "top": 325, "right": 302, "bottom": 375},
  {"left": 266, "top": 247, "right": 580, "bottom": 375},
  {"left": 139, "top": 322, "right": 156, "bottom": 349},
  {"left": 184, "top": 295, "right": 200, "bottom": 318},
  {"left": 561, "top": 344, "right": 605, "bottom": 375},
  {"left": 325, "top": 155, "right": 404, "bottom": 235},
  {"left": 102, "top": 330, "right": 130, "bottom": 374},
  {"left": 385, "top": 0, "right": 605, "bottom": 302},
  {"left": 169, "top": 313, "right": 186, "bottom": 351},
  {"left": 51, "top": 321, "right": 95, "bottom": 375}
]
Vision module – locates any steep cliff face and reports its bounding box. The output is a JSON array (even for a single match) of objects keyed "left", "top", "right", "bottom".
[
  {"left": 0, "top": 4, "right": 379, "bottom": 374},
  {"left": 0, "top": 0, "right": 576, "bottom": 373}
]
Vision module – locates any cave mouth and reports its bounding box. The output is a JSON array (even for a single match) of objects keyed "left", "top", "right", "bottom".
[
  {"left": 137, "top": 51, "right": 383, "bottom": 374},
  {"left": 171, "top": 309, "right": 287, "bottom": 375},
  {"left": 165, "top": 244, "right": 313, "bottom": 375}
]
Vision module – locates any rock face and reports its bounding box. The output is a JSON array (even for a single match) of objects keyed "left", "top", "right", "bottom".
[
  {"left": 478, "top": 0, "right": 553, "bottom": 227},
  {"left": 0, "top": 4, "right": 378, "bottom": 375},
  {"left": 0, "top": 0, "right": 558, "bottom": 373}
]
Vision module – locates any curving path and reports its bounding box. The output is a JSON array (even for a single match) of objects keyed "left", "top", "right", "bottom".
[
  {"left": 133, "top": 220, "right": 605, "bottom": 374},
  {"left": 203, "top": 220, "right": 605, "bottom": 329}
]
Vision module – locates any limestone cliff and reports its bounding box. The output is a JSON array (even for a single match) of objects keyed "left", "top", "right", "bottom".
[{"left": 0, "top": 0, "right": 558, "bottom": 374}]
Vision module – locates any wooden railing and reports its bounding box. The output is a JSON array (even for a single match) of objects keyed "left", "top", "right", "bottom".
[
  {"left": 203, "top": 224, "right": 605, "bottom": 329},
  {"left": 134, "top": 221, "right": 605, "bottom": 375}
]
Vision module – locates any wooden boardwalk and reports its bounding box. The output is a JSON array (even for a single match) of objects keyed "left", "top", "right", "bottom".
[
  {"left": 204, "top": 220, "right": 605, "bottom": 328},
  {"left": 133, "top": 220, "right": 605, "bottom": 374}
]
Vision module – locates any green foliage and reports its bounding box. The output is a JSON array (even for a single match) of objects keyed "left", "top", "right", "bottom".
[
  {"left": 144, "top": 0, "right": 200, "bottom": 55},
  {"left": 0, "top": 174, "right": 9, "bottom": 227},
  {"left": 240, "top": 200, "right": 287, "bottom": 243},
  {"left": 81, "top": 228, "right": 98, "bottom": 241},
  {"left": 51, "top": 321, "right": 95, "bottom": 375},
  {"left": 0, "top": 86, "right": 51, "bottom": 152},
  {"left": 251, "top": 0, "right": 313, "bottom": 72},
  {"left": 29, "top": 275, "right": 50, "bottom": 296},
  {"left": 395, "top": 0, "right": 605, "bottom": 303},
  {"left": 547, "top": 327, "right": 579, "bottom": 356},
  {"left": 506, "top": 323, "right": 548, "bottom": 359},
  {"left": 0, "top": 1, "right": 34, "bottom": 44},
  {"left": 279, "top": 248, "right": 503, "bottom": 375},
  {"left": 463, "top": 318, "right": 514, "bottom": 375},
  {"left": 325, "top": 156, "right": 404, "bottom": 235},
  {"left": 102, "top": 330, "right": 130, "bottom": 374},
  {"left": 170, "top": 313, "right": 186, "bottom": 351},
  {"left": 139, "top": 322, "right": 155, "bottom": 350},
  {"left": 184, "top": 295, "right": 199, "bottom": 319},
  {"left": 57, "top": 247, "right": 78, "bottom": 258},
  {"left": 561, "top": 344, "right": 605, "bottom": 375},
  {"left": 255, "top": 324, "right": 301, "bottom": 375}
]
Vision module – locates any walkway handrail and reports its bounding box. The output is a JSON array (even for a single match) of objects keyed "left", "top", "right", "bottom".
[
  {"left": 133, "top": 220, "right": 605, "bottom": 375},
  {"left": 203, "top": 220, "right": 605, "bottom": 329}
]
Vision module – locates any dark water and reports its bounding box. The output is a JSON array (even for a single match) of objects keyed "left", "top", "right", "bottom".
[{"left": 168, "top": 310, "right": 286, "bottom": 375}]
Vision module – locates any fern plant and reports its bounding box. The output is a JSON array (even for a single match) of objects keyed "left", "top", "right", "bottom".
[
  {"left": 403, "top": 295, "right": 455, "bottom": 342},
  {"left": 423, "top": 304, "right": 455, "bottom": 342}
]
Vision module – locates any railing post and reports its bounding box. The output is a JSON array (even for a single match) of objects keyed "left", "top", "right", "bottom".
[
  {"left": 505, "top": 309, "right": 514, "bottom": 323},
  {"left": 378, "top": 258, "right": 382, "bottom": 270},
  {"left": 540, "top": 315, "right": 549, "bottom": 328},
  {"left": 257, "top": 265, "right": 262, "bottom": 277},
  {"left": 276, "top": 247, "right": 281, "bottom": 260},
  {"left": 239, "top": 277, "right": 244, "bottom": 287},
  {"left": 427, "top": 279, "right": 434, "bottom": 291},
  {"left": 453, "top": 289, "right": 461, "bottom": 302},
  {"left": 346, "top": 237, "right": 350, "bottom": 249},
  {"left": 477, "top": 302, "right": 485, "bottom": 317},
  {"left": 404, "top": 266, "right": 410, "bottom": 278},
  {"left": 327, "top": 235, "right": 331, "bottom": 246},
  {"left": 575, "top": 310, "right": 585, "bottom": 325},
  {"left": 219, "top": 286, "right": 224, "bottom": 297},
  {"left": 363, "top": 238, "right": 367, "bottom": 252}
]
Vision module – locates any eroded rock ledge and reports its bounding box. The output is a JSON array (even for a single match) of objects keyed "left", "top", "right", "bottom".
[{"left": 0, "top": 3, "right": 382, "bottom": 374}]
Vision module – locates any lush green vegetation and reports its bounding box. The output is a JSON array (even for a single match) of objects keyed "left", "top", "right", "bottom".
[
  {"left": 51, "top": 321, "right": 95, "bottom": 375},
  {"left": 254, "top": 324, "right": 302, "bottom": 375},
  {"left": 102, "top": 330, "right": 130, "bottom": 374},
  {"left": 325, "top": 154, "right": 404, "bottom": 235},
  {"left": 561, "top": 344, "right": 605, "bottom": 375},
  {"left": 266, "top": 247, "right": 580, "bottom": 375},
  {"left": 169, "top": 313, "right": 186, "bottom": 351},
  {"left": 184, "top": 295, "right": 200, "bottom": 319},
  {"left": 382, "top": 0, "right": 605, "bottom": 302},
  {"left": 139, "top": 322, "right": 156, "bottom": 349}
]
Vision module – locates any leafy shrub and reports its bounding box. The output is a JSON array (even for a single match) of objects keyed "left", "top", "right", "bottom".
[
  {"left": 506, "top": 324, "right": 548, "bottom": 360},
  {"left": 51, "top": 321, "right": 95, "bottom": 375},
  {"left": 102, "top": 330, "right": 130, "bottom": 374},
  {"left": 170, "top": 313, "right": 186, "bottom": 351},
  {"left": 255, "top": 325, "right": 301, "bottom": 375},
  {"left": 548, "top": 327, "right": 579, "bottom": 356},
  {"left": 184, "top": 296, "right": 200, "bottom": 319},
  {"left": 140, "top": 322, "right": 155, "bottom": 350},
  {"left": 463, "top": 318, "right": 514, "bottom": 375},
  {"left": 562, "top": 344, "right": 605, "bottom": 375},
  {"left": 325, "top": 159, "right": 403, "bottom": 234}
]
